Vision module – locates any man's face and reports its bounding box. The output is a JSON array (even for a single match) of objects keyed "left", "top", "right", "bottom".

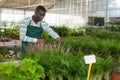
[{"left": 35, "top": 10, "right": 45, "bottom": 21}]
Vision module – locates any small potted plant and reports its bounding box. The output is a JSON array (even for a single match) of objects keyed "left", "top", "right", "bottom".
[
  {"left": 0, "top": 47, "right": 8, "bottom": 58},
  {"left": 0, "top": 47, "right": 8, "bottom": 62},
  {"left": 111, "top": 57, "right": 120, "bottom": 80}
]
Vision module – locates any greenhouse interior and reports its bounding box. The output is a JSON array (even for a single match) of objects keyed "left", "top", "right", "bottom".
[{"left": 0, "top": 0, "right": 120, "bottom": 80}]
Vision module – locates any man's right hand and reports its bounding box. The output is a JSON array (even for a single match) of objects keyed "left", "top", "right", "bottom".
[{"left": 37, "top": 38, "right": 45, "bottom": 44}]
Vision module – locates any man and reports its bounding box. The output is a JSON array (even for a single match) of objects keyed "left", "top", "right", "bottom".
[{"left": 20, "top": 5, "right": 61, "bottom": 53}]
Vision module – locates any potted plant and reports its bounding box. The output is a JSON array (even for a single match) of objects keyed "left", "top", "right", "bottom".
[
  {"left": 111, "top": 56, "right": 120, "bottom": 80},
  {"left": 111, "top": 65, "right": 120, "bottom": 80},
  {"left": 0, "top": 47, "right": 8, "bottom": 58}
]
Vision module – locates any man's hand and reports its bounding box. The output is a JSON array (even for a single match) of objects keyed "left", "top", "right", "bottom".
[
  {"left": 37, "top": 38, "right": 45, "bottom": 44},
  {"left": 56, "top": 37, "right": 61, "bottom": 43}
]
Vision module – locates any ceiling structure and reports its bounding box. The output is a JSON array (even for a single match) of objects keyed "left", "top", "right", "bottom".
[{"left": 0, "top": 0, "right": 61, "bottom": 11}]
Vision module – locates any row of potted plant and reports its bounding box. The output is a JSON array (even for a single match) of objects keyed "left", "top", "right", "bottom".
[
  {"left": 19, "top": 43, "right": 114, "bottom": 80},
  {"left": 0, "top": 25, "right": 120, "bottom": 41},
  {"left": 0, "top": 39, "right": 119, "bottom": 80},
  {"left": 0, "top": 25, "right": 20, "bottom": 41},
  {"left": 59, "top": 36, "right": 120, "bottom": 58},
  {"left": 86, "top": 27, "right": 120, "bottom": 40}
]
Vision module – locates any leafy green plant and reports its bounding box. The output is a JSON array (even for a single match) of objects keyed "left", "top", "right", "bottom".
[
  {"left": 90, "top": 55, "right": 113, "bottom": 80},
  {"left": 19, "top": 59, "right": 45, "bottom": 80},
  {"left": 0, "top": 59, "right": 45, "bottom": 80},
  {"left": 41, "top": 31, "right": 50, "bottom": 39},
  {"left": 36, "top": 49, "right": 87, "bottom": 80}
]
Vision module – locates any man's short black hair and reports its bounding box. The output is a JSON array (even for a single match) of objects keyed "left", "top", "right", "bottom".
[{"left": 35, "top": 5, "right": 47, "bottom": 12}]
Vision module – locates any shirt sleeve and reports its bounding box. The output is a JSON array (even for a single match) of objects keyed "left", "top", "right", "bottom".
[
  {"left": 42, "top": 21, "right": 60, "bottom": 39},
  {"left": 20, "top": 17, "right": 37, "bottom": 43}
]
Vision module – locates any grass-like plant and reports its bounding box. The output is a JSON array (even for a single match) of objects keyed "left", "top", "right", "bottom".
[{"left": 21, "top": 43, "right": 87, "bottom": 80}]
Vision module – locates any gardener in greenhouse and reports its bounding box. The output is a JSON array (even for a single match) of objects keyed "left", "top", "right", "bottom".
[{"left": 20, "top": 5, "right": 61, "bottom": 53}]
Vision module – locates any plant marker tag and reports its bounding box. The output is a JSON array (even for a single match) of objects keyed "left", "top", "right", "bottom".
[
  {"left": 1, "top": 29, "right": 4, "bottom": 32},
  {"left": 84, "top": 55, "right": 96, "bottom": 80},
  {"left": 84, "top": 55, "right": 96, "bottom": 64}
]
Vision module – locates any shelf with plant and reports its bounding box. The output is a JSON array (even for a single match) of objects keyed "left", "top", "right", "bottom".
[{"left": 0, "top": 28, "right": 11, "bottom": 42}]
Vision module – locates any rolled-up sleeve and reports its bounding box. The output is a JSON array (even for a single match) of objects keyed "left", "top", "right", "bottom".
[{"left": 42, "top": 21, "right": 60, "bottom": 39}]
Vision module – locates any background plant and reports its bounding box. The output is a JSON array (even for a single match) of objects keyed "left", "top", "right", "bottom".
[{"left": 51, "top": 25, "right": 69, "bottom": 37}]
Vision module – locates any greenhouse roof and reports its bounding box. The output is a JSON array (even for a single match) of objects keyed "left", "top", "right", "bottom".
[{"left": 0, "top": 0, "right": 61, "bottom": 11}]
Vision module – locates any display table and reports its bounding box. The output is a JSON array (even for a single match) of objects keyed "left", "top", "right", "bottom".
[
  {"left": 0, "top": 39, "right": 21, "bottom": 47},
  {"left": 0, "top": 40, "right": 21, "bottom": 62}
]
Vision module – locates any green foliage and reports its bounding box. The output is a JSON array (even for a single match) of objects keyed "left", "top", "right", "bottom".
[
  {"left": 37, "top": 50, "right": 87, "bottom": 79},
  {"left": 88, "top": 16, "right": 105, "bottom": 26},
  {"left": 20, "top": 45, "right": 114, "bottom": 80},
  {"left": 51, "top": 25, "right": 69, "bottom": 37},
  {"left": 19, "top": 59, "right": 45, "bottom": 80},
  {"left": 0, "top": 26, "right": 19, "bottom": 37},
  {"left": 61, "top": 36, "right": 120, "bottom": 58},
  {"left": 69, "top": 27, "right": 86, "bottom": 36},
  {"left": 114, "top": 20, "right": 120, "bottom": 25},
  {"left": 21, "top": 46, "right": 87, "bottom": 80},
  {"left": 90, "top": 55, "right": 113, "bottom": 80},
  {"left": 0, "top": 63, "right": 16, "bottom": 80},
  {"left": 41, "top": 31, "right": 50, "bottom": 39},
  {"left": 86, "top": 27, "right": 120, "bottom": 39},
  {"left": 0, "top": 59, "right": 45, "bottom": 80},
  {"left": 106, "top": 26, "right": 120, "bottom": 32},
  {"left": 11, "top": 27, "right": 20, "bottom": 36}
]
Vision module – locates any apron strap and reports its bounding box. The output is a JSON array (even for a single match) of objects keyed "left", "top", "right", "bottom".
[{"left": 29, "top": 20, "right": 32, "bottom": 25}]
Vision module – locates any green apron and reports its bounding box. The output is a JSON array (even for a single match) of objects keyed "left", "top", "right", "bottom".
[{"left": 21, "top": 20, "right": 43, "bottom": 53}]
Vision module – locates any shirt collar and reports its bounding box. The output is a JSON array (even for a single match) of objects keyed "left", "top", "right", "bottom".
[{"left": 30, "top": 16, "right": 44, "bottom": 24}]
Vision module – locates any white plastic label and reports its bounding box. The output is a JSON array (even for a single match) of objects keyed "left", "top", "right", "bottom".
[{"left": 84, "top": 55, "right": 96, "bottom": 64}]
